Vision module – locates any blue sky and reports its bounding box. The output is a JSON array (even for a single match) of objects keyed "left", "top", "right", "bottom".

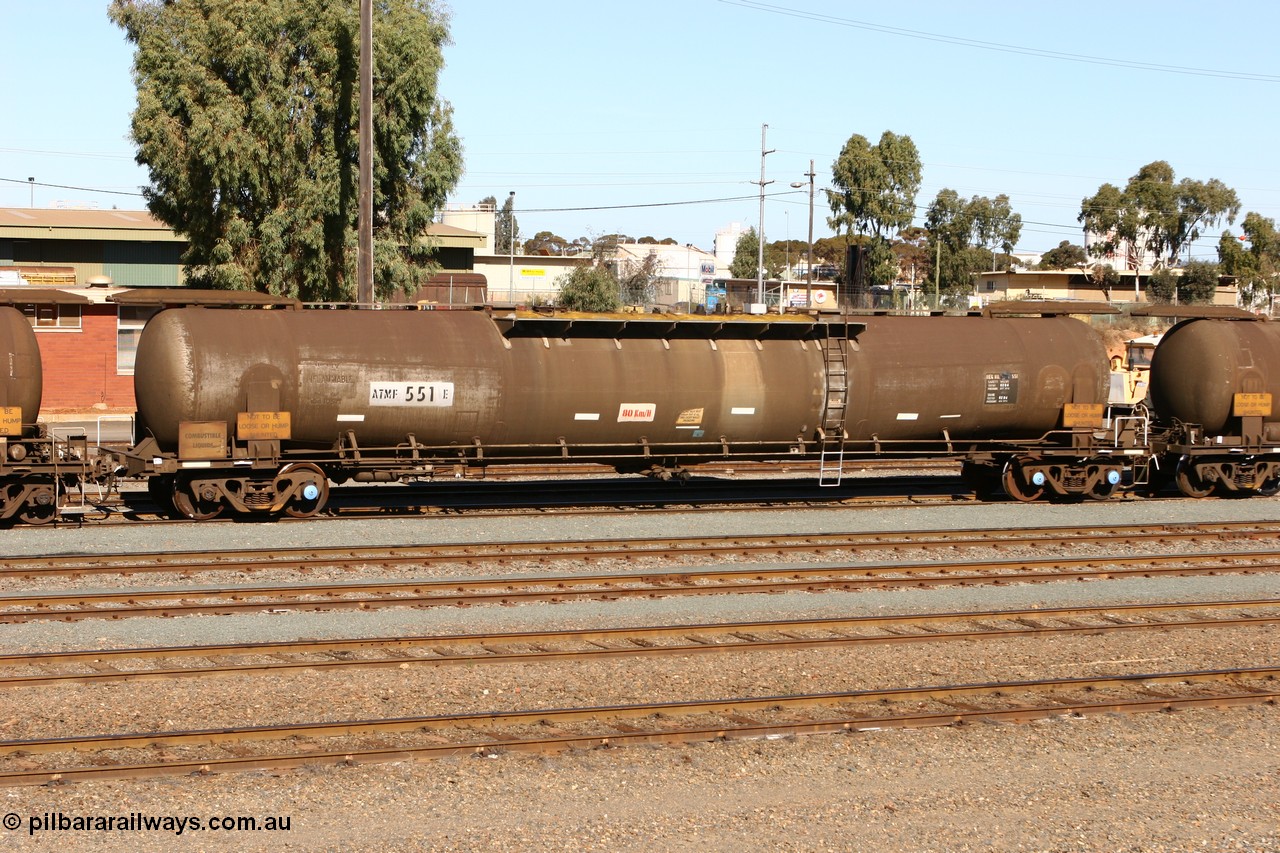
[{"left": 3, "top": 1, "right": 1278, "bottom": 260}]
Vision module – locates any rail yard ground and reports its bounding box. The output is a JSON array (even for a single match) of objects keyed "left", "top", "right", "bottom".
[{"left": 0, "top": 496, "right": 1277, "bottom": 852}]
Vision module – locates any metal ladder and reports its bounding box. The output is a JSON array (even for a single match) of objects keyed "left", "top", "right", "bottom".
[{"left": 818, "top": 326, "right": 848, "bottom": 486}]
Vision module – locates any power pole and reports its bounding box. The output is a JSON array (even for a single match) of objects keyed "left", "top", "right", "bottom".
[
  {"left": 357, "top": 0, "right": 374, "bottom": 306},
  {"left": 802, "top": 160, "right": 815, "bottom": 309},
  {"left": 754, "top": 124, "right": 774, "bottom": 305}
]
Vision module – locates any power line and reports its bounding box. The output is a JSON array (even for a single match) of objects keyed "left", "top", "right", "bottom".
[
  {"left": 0, "top": 176, "right": 143, "bottom": 197},
  {"left": 720, "top": 0, "right": 1280, "bottom": 83}
]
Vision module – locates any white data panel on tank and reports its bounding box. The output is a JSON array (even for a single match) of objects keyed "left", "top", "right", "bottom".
[{"left": 368, "top": 381, "right": 454, "bottom": 407}]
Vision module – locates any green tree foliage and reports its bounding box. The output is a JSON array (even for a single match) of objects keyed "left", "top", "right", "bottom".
[
  {"left": 1177, "top": 260, "right": 1222, "bottom": 303},
  {"left": 556, "top": 265, "right": 620, "bottom": 312},
  {"left": 924, "top": 189, "right": 1023, "bottom": 297},
  {"left": 1085, "top": 263, "right": 1121, "bottom": 300},
  {"left": 827, "top": 131, "right": 921, "bottom": 241},
  {"left": 1145, "top": 261, "right": 1220, "bottom": 305},
  {"left": 524, "top": 230, "right": 570, "bottom": 256},
  {"left": 1219, "top": 213, "right": 1280, "bottom": 310},
  {"left": 1038, "top": 241, "right": 1088, "bottom": 269},
  {"left": 1145, "top": 268, "right": 1177, "bottom": 304},
  {"left": 496, "top": 193, "right": 520, "bottom": 254},
  {"left": 1079, "top": 161, "right": 1239, "bottom": 269},
  {"left": 826, "top": 131, "right": 921, "bottom": 290},
  {"left": 110, "top": 0, "right": 462, "bottom": 301},
  {"left": 729, "top": 228, "right": 784, "bottom": 279},
  {"left": 968, "top": 194, "right": 1022, "bottom": 262}
]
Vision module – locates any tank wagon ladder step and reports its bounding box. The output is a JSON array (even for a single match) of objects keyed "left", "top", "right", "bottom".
[{"left": 819, "top": 329, "right": 849, "bottom": 486}]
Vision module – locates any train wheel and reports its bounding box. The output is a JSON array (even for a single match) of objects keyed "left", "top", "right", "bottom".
[
  {"left": 18, "top": 504, "right": 55, "bottom": 525},
  {"left": 1002, "top": 461, "right": 1044, "bottom": 502},
  {"left": 1174, "top": 460, "right": 1214, "bottom": 499},
  {"left": 18, "top": 485, "right": 57, "bottom": 525},
  {"left": 172, "top": 479, "right": 224, "bottom": 521},
  {"left": 1086, "top": 464, "right": 1122, "bottom": 501},
  {"left": 1086, "top": 481, "right": 1116, "bottom": 501},
  {"left": 1257, "top": 477, "right": 1280, "bottom": 497},
  {"left": 281, "top": 464, "right": 330, "bottom": 519}
]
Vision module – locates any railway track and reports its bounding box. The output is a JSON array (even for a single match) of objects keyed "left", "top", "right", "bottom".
[
  {"left": 2, "top": 666, "right": 1274, "bottom": 786},
  {"left": 2, "top": 599, "right": 1276, "bottom": 688},
  {"left": 5, "top": 519, "right": 1280, "bottom": 580},
  {"left": 3, "top": 547, "right": 1279, "bottom": 622}
]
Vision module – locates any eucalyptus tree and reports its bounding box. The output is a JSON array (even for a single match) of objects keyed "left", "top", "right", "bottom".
[
  {"left": 1219, "top": 212, "right": 1280, "bottom": 309},
  {"left": 1079, "top": 161, "right": 1239, "bottom": 269},
  {"left": 110, "top": 0, "right": 462, "bottom": 301},
  {"left": 827, "top": 131, "right": 921, "bottom": 288},
  {"left": 1038, "top": 241, "right": 1088, "bottom": 269}
]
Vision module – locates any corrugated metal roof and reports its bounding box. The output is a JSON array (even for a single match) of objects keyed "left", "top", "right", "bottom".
[
  {"left": 423, "top": 222, "right": 487, "bottom": 248},
  {"left": 0, "top": 207, "right": 185, "bottom": 242}
]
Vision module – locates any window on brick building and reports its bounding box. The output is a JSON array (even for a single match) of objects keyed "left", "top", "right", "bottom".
[
  {"left": 117, "top": 306, "right": 158, "bottom": 374},
  {"left": 19, "top": 303, "right": 81, "bottom": 330}
]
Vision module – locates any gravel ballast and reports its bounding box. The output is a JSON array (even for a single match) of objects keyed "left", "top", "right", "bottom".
[{"left": 0, "top": 497, "right": 1277, "bottom": 851}]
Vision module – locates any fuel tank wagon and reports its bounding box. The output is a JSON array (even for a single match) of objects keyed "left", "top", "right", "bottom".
[
  {"left": 126, "top": 305, "right": 1126, "bottom": 518},
  {"left": 1149, "top": 317, "right": 1280, "bottom": 496}
]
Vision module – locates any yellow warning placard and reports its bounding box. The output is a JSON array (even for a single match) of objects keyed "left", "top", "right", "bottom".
[
  {"left": 237, "top": 411, "right": 293, "bottom": 441},
  {"left": 179, "top": 421, "right": 228, "bottom": 460},
  {"left": 0, "top": 407, "right": 22, "bottom": 437},
  {"left": 676, "top": 407, "right": 704, "bottom": 426},
  {"left": 1233, "top": 393, "right": 1272, "bottom": 417},
  {"left": 1062, "top": 403, "right": 1104, "bottom": 428}
]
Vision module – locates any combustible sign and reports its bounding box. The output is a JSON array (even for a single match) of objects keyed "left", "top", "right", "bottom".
[{"left": 179, "top": 421, "right": 228, "bottom": 460}]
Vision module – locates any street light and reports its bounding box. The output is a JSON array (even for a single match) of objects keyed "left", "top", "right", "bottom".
[
  {"left": 507, "top": 191, "right": 515, "bottom": 303},
  {"left": 790, "top": 159, "right": 815, "bottom": 310}
]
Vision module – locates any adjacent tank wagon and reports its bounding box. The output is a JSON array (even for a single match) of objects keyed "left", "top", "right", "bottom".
[
  {"left": 0, "top": 304, "right": 95, "bottom": 523},
  {"left": 1149, "top": 316, "right": 1280, "bottom": 496}
]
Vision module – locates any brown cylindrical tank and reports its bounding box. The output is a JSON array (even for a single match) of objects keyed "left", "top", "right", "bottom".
[
  {"left": 846, "top": 315, "right": 1108, "bottom": 441},
  {"left": 133, "top": 308, "right": 827, "bottom": 455},
  {"left": 1149, "top": 318, "right": 1280, "bottom": 433},
  {"left": 0, "top": 306, "right": 43, "bottom": 425}
]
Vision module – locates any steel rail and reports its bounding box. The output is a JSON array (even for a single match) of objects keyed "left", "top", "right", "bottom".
[
  {"left": 5, "top": 520, "right": 1280, "bottom": 579},
  {"left": 1, "top": 600, "right": 1276, "bottom": 688},
  {"left": 2, "top": 666, "right": 1275, "bottom": 786},
  {"left": 3, "top": 550, "right": 1279, "bottom": 622}
]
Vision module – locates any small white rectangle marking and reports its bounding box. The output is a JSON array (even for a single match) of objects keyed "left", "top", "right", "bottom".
[
  {"left": 896, "top": 413, "right": 919, "bottom": 421},
  {"left": 574, "top": 413, "right": 600, "bottom": 421},
  {"left": 730, "top": 407, "right": 756, "bottom": 415},
  {"left": 181, "top": 461, "right": 212, "bottom": 469},
  {"left": 337, "top": 414, "right": 365, "bottom": 422}
]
